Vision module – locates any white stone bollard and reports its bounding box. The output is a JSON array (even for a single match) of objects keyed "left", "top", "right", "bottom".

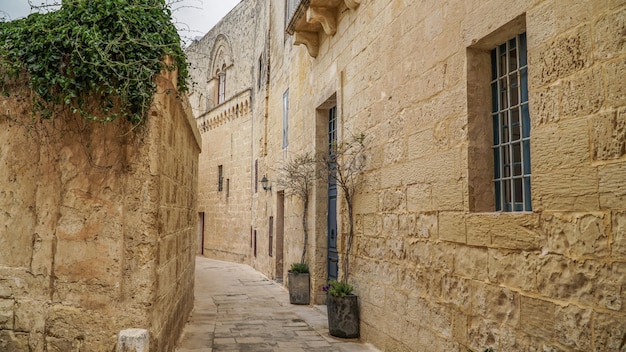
[{"left": 117, "top": 328, "right": 149, "bottom": 352}]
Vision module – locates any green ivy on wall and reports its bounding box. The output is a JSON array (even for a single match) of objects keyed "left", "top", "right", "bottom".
[{"left": 0, "top": 0, "right": 189, "bottom": 125}]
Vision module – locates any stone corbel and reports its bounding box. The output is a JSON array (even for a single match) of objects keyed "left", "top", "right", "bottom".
[
  {"left": 306, "top": 6, "right": 336, "bottom": 36},
  {"left": 294, "top": 31, "right": 319, "bottom": 58},
  {"left": 344, "top": 0, "right": 361, "bottom": 10}
]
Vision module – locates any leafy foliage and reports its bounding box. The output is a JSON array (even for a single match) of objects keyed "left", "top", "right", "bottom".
[
  {"left": 0, "top": 0, "right": 189, "bottom": 124},
  {"left": 277, "top": 152, "right": 317, "bottom": 205},
  {"left": 318, "top": 133, "right": 367, "bottom": 283},
  {"left": 325, "top": 280, "right": 354, "bottom": 297},
  {"left": 276, "top": 152, "right": 317, "bottom": 265},
  {"left": 289, "top": 263, "right": 310, "bottom": 274}
]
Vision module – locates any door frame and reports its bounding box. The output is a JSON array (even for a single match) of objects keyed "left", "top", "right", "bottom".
[{"left": 275, "top": 191, "right": 285, "bottom": 282}]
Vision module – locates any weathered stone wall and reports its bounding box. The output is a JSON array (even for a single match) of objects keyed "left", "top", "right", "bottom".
[
  {"left": 187, "top": 0, "right": 330, "bottom": 288},
  {"left": 186, "top": 0, "right": 257, "bottom": 267},
  {"left": 189, "top": 0, "right": 626, "bottom": 350},
  {"left": 187, "top": 0, "right": 300, "bottom": 279},
  {"left": 148, "top": 71, "right": 200, "bottom": 352},
  {"left": 195, "top": 91, "right": 254, "bottom": 263},
  {"left": 0, "top": 68, "right": 200, "bottom": 351},
  {"left": 186, "top": 0, "right": 259, "bottom": 117},
  {"left": 276, "top": 1, "right": 626, "bottom": 351}
]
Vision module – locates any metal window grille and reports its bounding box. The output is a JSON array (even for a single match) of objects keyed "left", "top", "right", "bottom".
[
  {"left": 328, "top": 106, "right": 338, "bottom": 184},
  {"left": 328, "top": 106, "right": 337, "bottom": 153},
  {"left": 491, "top": 33, "right": 531, "bottom": 212}
]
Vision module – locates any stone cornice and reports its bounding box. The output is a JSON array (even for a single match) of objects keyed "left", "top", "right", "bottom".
[
  {"left": 196, "top": 89, "right": 251, "bottom": 133},
  {"left": 286, "top": 0, "right": 361, "bottom": 58}
]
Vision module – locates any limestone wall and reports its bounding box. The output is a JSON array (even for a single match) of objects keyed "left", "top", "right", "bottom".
[
  {"left": 188, "top": 0, "right": 626, "bottom": 350},
  {"left": 0, "top": 69, "right": 200, "bottom": 351},
  {"left": 186, "top": 0, "right": 259, "bottom": 118},
  {"left": 187, "top": 0, "right": 293, "bottom": 278},
  {"left": 187, "top": 1, "right": 258, "bottom": 266},
  {"left": 274, "top": 1, "right": 626, "bottom": 351},
  {"left": 196, "top": 90, "right": 254, "bottom": 263}
]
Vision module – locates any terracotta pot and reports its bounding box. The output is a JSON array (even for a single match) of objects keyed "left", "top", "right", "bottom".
[
  {"left": 326, "top": 294, "right": 359, "bottom": 338},
  {"left": 288, "top": 271, "right": 310, "bottom": 305}
]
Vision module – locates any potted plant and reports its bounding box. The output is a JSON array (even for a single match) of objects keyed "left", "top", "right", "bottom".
[
  {"left": 277, "top": 153, "right": 317, "bottom": 305},
  {"left": 324, "top": 280, "right": 359, "bottom": 338},
  {"left": 318, "top": 133, "right": 367, "bottom": 338},
  {"left": 288, "top": 262, "right": 310, "bottom": 304}
]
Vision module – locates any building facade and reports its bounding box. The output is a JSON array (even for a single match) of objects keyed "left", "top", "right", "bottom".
[{"left": 187, "top": 0, "right": 626, "bottom": 350}]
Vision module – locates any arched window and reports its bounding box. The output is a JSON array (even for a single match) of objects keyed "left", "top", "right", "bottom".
[
  {"left": 218, "top": 66, "right": 226, "bottom": 104},
  {"left": 210, "top": 35, "right": 233, "bottom": 106}
]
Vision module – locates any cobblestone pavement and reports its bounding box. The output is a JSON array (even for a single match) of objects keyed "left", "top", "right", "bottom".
[{"left": 176, "top": 257, "right": 381, "bottom": 352}]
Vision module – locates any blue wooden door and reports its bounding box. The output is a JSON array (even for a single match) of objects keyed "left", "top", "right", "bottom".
[
  {"left": 328, "top": 181, "right": 338, "bottom": 281},
  {"left": 327, "top": 106, "right": 338, "bottom": 281}
]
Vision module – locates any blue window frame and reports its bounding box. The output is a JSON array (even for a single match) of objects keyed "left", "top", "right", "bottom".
[
  {"left": 328, "top": 106, "right": 337, "bottom": 152},
  {"left": 491, "top": 33, "right": 531, "bottom": 212}
]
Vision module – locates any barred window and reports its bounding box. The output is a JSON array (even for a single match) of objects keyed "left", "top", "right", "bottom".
[
  {"left": 491, "top": 33, "right": 531, "bottom": 212},
  {"left": 328, "top": 106, "right": 337, "bottom": 153}
]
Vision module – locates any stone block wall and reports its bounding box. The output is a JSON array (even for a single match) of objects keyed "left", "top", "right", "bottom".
[
  {"left": 196, "top": 91, "right": 253, "bottom": 263},
  {"left": 149, "top": 72, "right": 200, "bottom": 352},
  {"left": 0, "top": 68, "right": 200, "bottom": 351},
  {"left": 186, "top": 0, "right": 258, "bottom": 117},
  {"left": 271, "top": 0, "right": 626, "bottom": 351},
  {"left": 188, "top": 0, "right": 626, "bottom": 349},
  {"left": 187, "top": 0, "right": 260, "bottom": 268},
  {"left": 321, "top": 1, "right": 624, "bottom": 351}
]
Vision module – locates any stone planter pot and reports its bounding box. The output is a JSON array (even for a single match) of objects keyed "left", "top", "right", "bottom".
[
  {"left": 288, "top": 271, "right": 310, "bottom": 305},
  {"left": 326, "top": 294, "right": 360, "bottom": 338}
]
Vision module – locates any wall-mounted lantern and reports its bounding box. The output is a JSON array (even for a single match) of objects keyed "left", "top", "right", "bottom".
[{"left": 260, "top": 175, "right": 271, "bottom": 192}]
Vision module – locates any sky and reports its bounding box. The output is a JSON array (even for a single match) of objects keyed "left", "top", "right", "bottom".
[{"left": 0, "top": 0, "right": 241, "bottom": 44}]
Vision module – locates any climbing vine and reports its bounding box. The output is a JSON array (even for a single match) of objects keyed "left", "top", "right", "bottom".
[{"left": 0, "top": 0, "right": 189, "bottom": 125}]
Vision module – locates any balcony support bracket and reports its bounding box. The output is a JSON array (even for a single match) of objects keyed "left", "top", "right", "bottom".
[
  {"left": 294, "top": 31, "right": 319, "bottom": 58},
  {"left": 306, "top": 6, "right": 336, "bottom": 36}
]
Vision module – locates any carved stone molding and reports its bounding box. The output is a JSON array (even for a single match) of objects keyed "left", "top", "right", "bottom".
[
  {"left": 196, "top": 90, "right": 251, "bottom": 133},
  {"left": 307, "top": 6, "right": 336, "bottom": 36},
  {"left": 294, "top": 31, "right": 319, "bottom": 58},
  {"left": 287, "top": 0, "right": 361, "bottom": 58}
]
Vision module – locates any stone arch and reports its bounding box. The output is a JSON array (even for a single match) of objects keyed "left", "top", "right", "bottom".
[{"left": 210, "top": 34, "right": 233, "bottom": 80}]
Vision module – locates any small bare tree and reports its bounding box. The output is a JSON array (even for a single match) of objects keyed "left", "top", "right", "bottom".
[
  {"left": 318, "top": 133, "right": 367, "bottom": 283},
  {"left": 276, "top": 152, "right": 317, "bottom": 264}
]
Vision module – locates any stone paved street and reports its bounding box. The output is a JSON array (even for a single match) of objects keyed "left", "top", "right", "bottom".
[{"left": 176, "top": 257, "right": 381, "bottom": 352}]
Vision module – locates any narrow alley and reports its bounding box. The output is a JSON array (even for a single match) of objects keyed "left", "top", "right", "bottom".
[{"left": 176, "top": 257, "right": 381, "bottom": 352}]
